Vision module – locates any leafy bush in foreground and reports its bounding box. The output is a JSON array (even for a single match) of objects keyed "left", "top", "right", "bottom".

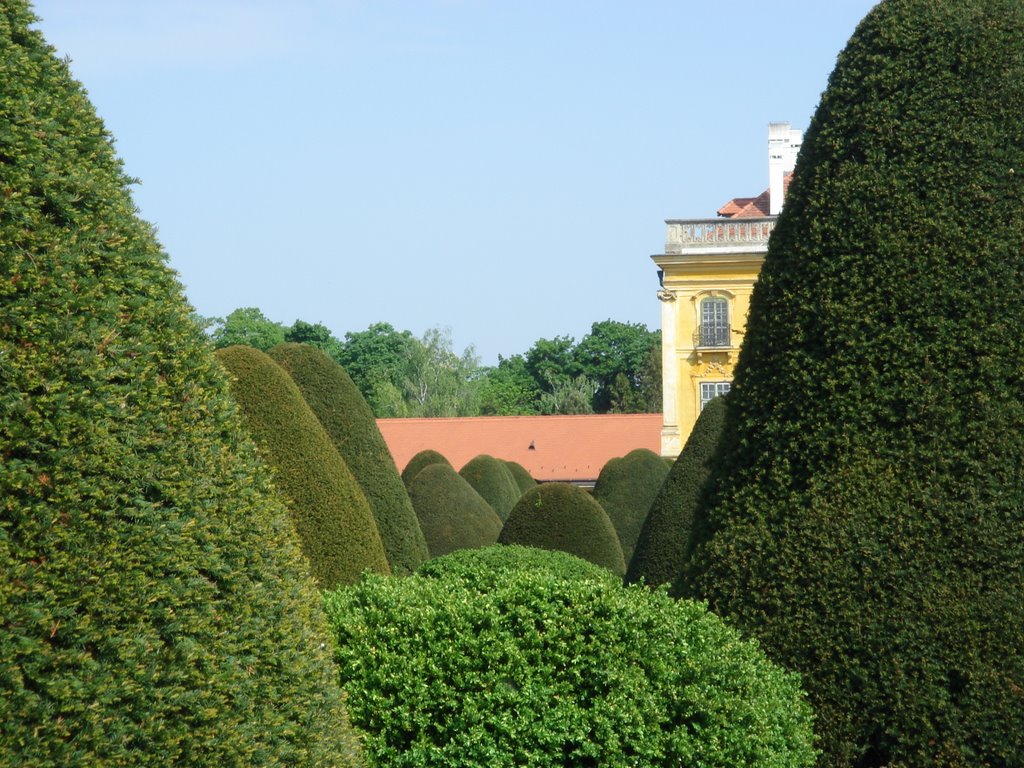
[
  {"left": 407, "top": 463, "right": 502, "bottom": 558},
  {"left": 458, "top": 454, "right": 522, "bottom": 521},
  {"left": 417, "top": 543, "right": 619, "bottom": 589},
  {"left": 626, "top": 395, "right": 727, "bottom": 588},
  {"left": 216, "top": 345, "right": 389, "bottom": 587},
  {"left": 592, "top": 448, "right": 670, "bottom": 564},
  {"left": 324, "top": 547, "right": 817, "bottom": 768},
  {"left": 0, "top": 4, "right": 361, "bottom": 763},
  {"left": 269, "top": 342, "right": 428, "bottom": 576},
  {"left": 499, "top": 483, "right": 626, "bottom": 575},
  {"left": 680, "top": 2, "right": 1024, "bottom": 765}
]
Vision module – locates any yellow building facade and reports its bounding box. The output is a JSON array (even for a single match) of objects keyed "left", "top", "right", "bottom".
[{"left": 652, "top": 123, "right": 799, "bottom": 457}]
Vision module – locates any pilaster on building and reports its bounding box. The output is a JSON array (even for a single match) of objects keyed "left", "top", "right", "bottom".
[{"left": 652, "top": 122, "right": 801, "bottom": 458}]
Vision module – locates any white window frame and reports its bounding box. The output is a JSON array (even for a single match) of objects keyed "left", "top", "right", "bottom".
[{"left": 700, "top": 381, "right": 731, "bottom": 410}]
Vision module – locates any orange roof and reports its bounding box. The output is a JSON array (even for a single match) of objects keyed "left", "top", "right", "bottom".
[
  {"left": 376, "top": 414, "right": 663, "bottom": 483},
  {"left": 716, "top": 172, "right": 792, "bottom": 218}
]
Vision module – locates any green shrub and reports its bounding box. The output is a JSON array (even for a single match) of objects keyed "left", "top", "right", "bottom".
[
  {"left": 680, "top": 2, "right": 1024, "bottom": 765},
  {"left": 626, "top": 395, "right": 727, "bottom": 588},
  {"left": 591, "top": 448, "right": 670, "bottom": 564},
  {"left": 323, "top": 548, "right": 818, "bottom": 768},
  {"left": 417, "top": 543, "right": 619, "bottom": 588},
  {"left": 401, "top": 449, "right": 452, "bottom": 487},
  {"left": 458, "top": 454, "right": 522, "bottom": 521},
  {"left": 407, "top": 463, "right": 502, "bottom": 558},
  {"left": 504, "top": 460, "right": 537, "bottom": 494},
  {"left": 0, "top": 5, "right": 361, "bottom": 764},
  {"left": 499, "top": 483, "right": 626, "bottom": 575},
  {"left": 269, "top": 342, "right": 428, "bottom": 576},
  {"left": 216, "top": 345, "right": 389, "bottom": 587}
]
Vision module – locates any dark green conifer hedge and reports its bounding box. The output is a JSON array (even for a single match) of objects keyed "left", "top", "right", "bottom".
[
  {"left": 458, "top": 454, "right": 522, "bottom": 521},
  {"left": 504, "top": 460, "right": 537, "bottom": 494},
  {"left": 591, "top": 448, "right": 670, "bottom": 564},
  {"left": 0, "top": 4, "right": 361, "bottom": 763},
  {"left": 401, "top": 449, "right": 452, "bottom": 487},
  {"left": 216, "top": 345, "right": 389, "bottom": 587},
  {"left": 680, "top": 2, "right": 1024, "bottom": 765},
  {"left": 407, "top": 463, "right": 503, "bottom": 558},
  {"left": 626, "top": 395, "right": 726, "bottom": 588},
  {"left": 269, "top": 342, "right": 428, "bottom": 576},
  {"left": 499, "top": 483, "right": 626, "bottom": 575}
]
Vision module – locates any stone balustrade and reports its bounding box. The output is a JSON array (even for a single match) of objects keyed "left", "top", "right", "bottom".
[{"left": 664, "top": 217, "right": 776, "bottom": 253}]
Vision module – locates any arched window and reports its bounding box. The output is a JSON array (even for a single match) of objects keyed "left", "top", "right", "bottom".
[{"left": 698, "top": 296, "right": 730, "bottom": 347}]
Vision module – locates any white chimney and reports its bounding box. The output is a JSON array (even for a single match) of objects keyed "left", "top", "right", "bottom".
[{"left": 768, "top": 122, "right": 802, "bottom": 215}]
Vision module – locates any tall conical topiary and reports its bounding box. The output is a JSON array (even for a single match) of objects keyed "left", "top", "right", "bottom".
[
  {"left": 626, "top": 395, "right": 727, "bottom": 588},
  {"left": 407, "top": 463, "right": 503, "bottom": 559},
  {"left": 0, "top": 5, "right": 362, "bottom": 764},
  {"left": 499, "top": 484, "right": 626, "bottom": 575},
  {"left": 458, "top": 454, "right": 522, "bottom": 522},
  {"left": 268, "top": 342, "right": 428, "bottom": 576},
  {"left": 679, "top": 2, "right": 1024, "bottom": 766},
  {"left": 591, "top": 448, "right": 670, "bottom": 565},
  {"left": 504, "top": 460, "right": 537, "bottom": 494},
  {"left": 401, "top": 449, "right": 452, "bottom": 487},
  {"left": 216, "top": 345, "right": 389, "bottom": 587}
]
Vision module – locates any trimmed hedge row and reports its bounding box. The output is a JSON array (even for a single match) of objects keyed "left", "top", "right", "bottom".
[
  {"left": 401, "top": 449, "right": 452, "bottom": 487},
  {"left": 324, "top": 547, "right": 818, "bottom": 768},
  {"left": 216, "top": 345, "right": 389, "bottom": 587},
  {"left": 458, "top": 453, "right": 522, "bottom": 521},
  {"left": 591, "top": 448, "right": 670, "bottom": 564},
  {"left": 269, "top": 342, "right": 428, "bottom": 576},
  {"left": 0, "top": 4, "right": 362, "bottom": 764},
  {"left": 499, "top": 483, "right": 626, "bottom": 576},
  {"left": 407, "top": 463, "right": 503, "bottom": 559},
  {"left": 680, "top": 2, "right": 1024, "bottom": 765},
  {"left": 626, "top": 395, "right": 727, "bottom": 588}
]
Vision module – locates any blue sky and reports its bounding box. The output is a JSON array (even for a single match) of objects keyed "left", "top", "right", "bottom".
[{"left": 32, "top": 0, "right": 878, "bottom": 365}]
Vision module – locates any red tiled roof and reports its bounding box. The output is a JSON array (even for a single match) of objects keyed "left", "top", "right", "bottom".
[
  {"left": 376, "top": 414, "right": 663, "bottom": 483},
  {"left": 716, "top": 172, "right": 792, "bottom": 218}
]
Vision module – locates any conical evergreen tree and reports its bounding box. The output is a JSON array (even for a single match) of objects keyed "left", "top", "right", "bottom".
[
  {"left": 458, "top": 454, "right": 521, "bottom": 522},
  {"left": 216, "top": 345, "right": 390, "bottom": 588},
  {"left": 591, "top": 448, "right": 670, "bottom": 564},
  {"left": 0, "top": 4, "right": 362, "bottom": 765},
  {"left": 269, "top": 342, "right": 428, "bottom": 576},
  {"left": 679, "top": 2, "right": 1024, "bottom": 766},
  {"left": 407, "top": 464, "right": 503, "bottom": 559},
  {"left": 401, "top": 449, "right": 452, "bottom": 487},
  {"left": 626, "top": 395, "right": 726, "bottom": 588}
]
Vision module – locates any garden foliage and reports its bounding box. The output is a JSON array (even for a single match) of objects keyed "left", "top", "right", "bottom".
[
  {"left": 591, "top": 448, "right": 670, "bottom": 564},
  {"left": 626, "top": 395, "right": 727, "bottom": 587},
  {"left": 0, "top": 4, "right": 362, "bottom": 763},
  {"left": 400, "top": 449, "right": 452, "bottom": 488},
  {"left": 323, "top": 547, "right": 818, "bottom": 768},
  {"left": 458, "top": 454, "right": 521, "bottom": 522},
  {"left": 679, "top": 2, "right": 1024, "bottom": 765},
  {"left": 499, "top": 483, "right": 626, "bottom": 575},
  {"left": 269, "top": 342, "right": 428, "bottom": 576},
  {"left": 406, "top": 463, "right": 502, "bottom": 559},
  {"left": 216, "top": 345, "right": 389, "bottom": 587},
  {"left": 503, "top": 460, "right": 537, "bottom": 494}
]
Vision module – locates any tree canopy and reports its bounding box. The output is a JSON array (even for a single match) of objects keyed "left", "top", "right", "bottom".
[{"left": 679, "top": 2, "right": 1024, "bottom": 765}]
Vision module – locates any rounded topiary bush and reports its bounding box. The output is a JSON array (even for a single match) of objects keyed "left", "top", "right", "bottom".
[
  {"left": 458, "top": 454, "right": 522, "bottom": 521},
  {"left": 401, "top": 449, "right": 452, "bottom": 487},
  {"left": 216, "top": 345, "right": 389, "bottom": 587},
  {"left": 0, "top": 5, "right": 361, "bottom": 764},
  {"left": 626, "top": 395, "right": 727, "bottom": 588},
  {"left": 504, "top": 460, "right": 537, "bottom": 494},
  {"left": 268, "top": 342, "right": 428, "bottom": 576},
  {"left": 680, "top": 2, "right": 1024, "bottom": 765},
  {"left": 417, "top": 543, "right": 619, "bottom": 589},
  {"left": 407, "top": 463, "right": 503, "bottom": 558},
  {"left": 499, "top": 483, "right": 626, "bottom": 575},
  {"left": 323, "top": 548, "right": 818, "bottom": 768},
  {"left": 591, "top": 448, "right": 670, "bottom": 564}
]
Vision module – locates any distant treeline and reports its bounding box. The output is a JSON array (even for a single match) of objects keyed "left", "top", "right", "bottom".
[{"left": 202, "top": 308, "right": 661, "bottom": 417}]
